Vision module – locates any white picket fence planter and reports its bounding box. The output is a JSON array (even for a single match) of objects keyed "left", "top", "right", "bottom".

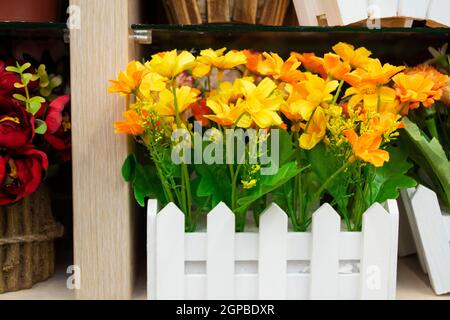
[
  {"left": 400, "top": 185, "right": 450, "bottom": 295},
  {"left": 293, "top": 0, "right": 449, "bottom": 26},
  {"left": 147, "top": 200, "right": 399, "bottom": 300}
]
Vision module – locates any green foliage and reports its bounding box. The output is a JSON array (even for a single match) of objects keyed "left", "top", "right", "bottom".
[
  {"left": 402, "top": 117, "right": 450, "bottom": 206},
  {"left": 195, "top": 163, "right": 231, "bottom": 208},
  {"left": 122, "top": 154, "right": 166, "bottom": 207}
]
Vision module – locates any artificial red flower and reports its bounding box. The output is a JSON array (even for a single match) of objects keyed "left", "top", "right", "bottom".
[
  {"left": 0, "top": 61, "right": 20, "bottom": 96},
  {"left": 191, "top": 98, "right": 212, "bottom": 127},
  {"left": 0, "top": 145, "right": 49, "bottom": 205},
  {"left": 0, "top": 96, "right": 35, "bottom": 149},
  {"left": 44, "top": 95, "right": 72, "bottom": 161}
]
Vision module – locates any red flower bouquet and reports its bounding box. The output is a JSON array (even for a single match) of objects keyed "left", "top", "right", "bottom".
[{"left": 0, "top": 61, "right": 70, "bottom": 205}]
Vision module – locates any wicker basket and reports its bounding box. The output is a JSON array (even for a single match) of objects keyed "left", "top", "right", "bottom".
[{"left": 0, "top": 185, "right": 63, "bottom": 294}]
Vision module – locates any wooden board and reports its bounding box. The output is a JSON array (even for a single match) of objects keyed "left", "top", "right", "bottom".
[
  {"left": 207, "top": 0, "right": 231, "bottom": 23},
  {"left": 70, "top": 0, "right": 139, "bottom": 300},
  {"left": 233, "top": 0, "right": 258, "bottom": 24}
]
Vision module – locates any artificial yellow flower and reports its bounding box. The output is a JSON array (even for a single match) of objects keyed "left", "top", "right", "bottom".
[
  {"left": 108, "top": 61, "right": 147, "bottom": 95},
  {"left": 393, "top": 72, "right": 440, "bottom": 112},
  {"left": 114, "top": 110, "right": 145, "bottom": 135},
  {"left": 147, "top": 50, "right": 195, "bottom": 79},
  {"left": 139, "top": 72, "right": 167, "bottom": 99},
  {"left": 206, "top": 97, "right": 247, "bottom": 127},
  {"left": 344, "top": 130, "right": 390, "bottom": 167},
  {"left": 155, "top": 86, "right": 200, "bottom": 116},
  {"left": 242, "top": 179, "right": 257, "bottom": 190},
  {"left": 345, "top": 84, "right": 398, "bottom": 113},
  {"left": 291, "top": 52, "right": 327, "bottom": 79},
  {"left": 344, "top": 58, "right": 405, "bottom": 87},
  {"left": 299, "top": 73, "right": 340, "bottom": 108},
  {"left": 368, "top": 112, "right": 403, "bottom": 136},
  {"left": 332, "top": 42, "right": 372, "bottom": 69},
  {"left": 281, "top": 83, "right": 316, "bottom": 121},
  {"left": 192, "top": 48, "right": 247, "bottom": 78},
  {"left": 237, "top": 78, "right": 284, "bottom": 128},
  {"left": 299, "top": 107, "right": 327, "bottom": 150},
  {"left": 257, "top": 53, "right": 305, "bottom": 83}
]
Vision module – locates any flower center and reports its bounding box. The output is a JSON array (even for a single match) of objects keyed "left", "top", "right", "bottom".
[
  {"left": 0, "top": 116, "right": 20, "bottom": 124},
  {"left": 7, "top": 159, "right": 18, "bottom": 179}
]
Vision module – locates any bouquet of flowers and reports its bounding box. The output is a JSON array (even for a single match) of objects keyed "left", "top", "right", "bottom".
[
  {"left": 398, "top": 44, "right": 450, "bottom": 209},
  {"left": 0, "top": 60, "right": 70, "bottom": 205},
  {"left": 109, "top": 43, "right": 450, "bottom": 232}
]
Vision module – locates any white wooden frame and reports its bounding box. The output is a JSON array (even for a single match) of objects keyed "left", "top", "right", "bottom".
[
  {"left": 400, "top": 185, "right": 450, "bottom": 295},
  {"left": 147, "top": 200, "right": 399, "bottom": 300}
]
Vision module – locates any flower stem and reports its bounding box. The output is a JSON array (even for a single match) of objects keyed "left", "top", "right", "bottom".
[
  {"left": 311, "top": 161, "right": 350, "bottom": 205},
  {"left": 332, "top": 80, "right": 345, "bottom": 105}
]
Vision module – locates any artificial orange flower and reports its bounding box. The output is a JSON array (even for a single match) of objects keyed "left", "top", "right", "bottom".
[
  {"left": 344, "top": 130, "right": 390, "bottom": 167},
  {"left": 345, "top": 84, "right": 398, "bottom": 113},
  {"left": 108, "top": 61, "right": 147, "bottom": 95},
  {"left": 299, "top": 107, "right": 327, "bottom": 150},
  {"left": 344, "top": 58, "right": 405, "bottom": 87},
  {"left": 191, "top": 98, "right": 212, "bottom": 127},
  {"left": 332, "top": 42, "right": 372, "bottom": 69},
  {"left": 257, "top": 53, "right": 305, "bottom": 83},
  {"left": 291, "top": 52, "right": 327, "bottom": 79},
  {"left": 406, "top": 64, "right": 449, "bottom": 91},
  {"left": 114, "top": 110, "right": 145, "bottom": 135},
  {"left": 242, "top": 50, "right": 262, "bottom": 74},
  {"left": 323, "top": 53, "right": 351, "bottom": 80},
  {"left": 368, "top": 112, "right": 404, "bottom": 136},
  {"left": 393, "top": 72, "right": 440, "bottom": 112}
]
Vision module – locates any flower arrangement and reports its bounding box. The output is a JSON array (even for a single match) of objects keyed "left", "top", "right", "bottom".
[
  {"left": 109, "top": 43, "right": 449, "bottom": 232},
  {"left": 0, "top": 60, "right": 70, "bottom": 205},
  {"left": 399, "top": 44, "right": 450, "bottom": 209}
]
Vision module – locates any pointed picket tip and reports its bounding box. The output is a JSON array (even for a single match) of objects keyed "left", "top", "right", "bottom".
[
  {"left": 208, "top": 202, "right": 234, "bottom": 219},
  {"left": 415, "top": 184, "right": 440, "bottom": 203},
  {"left": 385, "top": 199, "right": 399, "bottom": 216},
  {"left": 260, "top": 203, "right": 288, "bottom": 222},
  {"left": 158, "top": 202, "right": 184, "bottom": 218},
  {"left": 312, "top": 203, "right": 340, "bottom": 223}
]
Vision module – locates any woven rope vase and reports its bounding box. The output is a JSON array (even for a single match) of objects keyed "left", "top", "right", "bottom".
[{"left": 0, "top": 185, "right": 64, "bottom": 294}]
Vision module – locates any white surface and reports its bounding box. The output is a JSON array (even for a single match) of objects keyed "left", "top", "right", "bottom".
[
  {"left": 207, "top": 203, "right": 235, "bottom": 300},
  {"left": 323, "top": 0, "right": 369, "bottom": 26},
  {"left": 427, "top": 0, "right": 450, "bottom": 26},
  {"left": 368, "top": 0, "right": 398, "bottom": 18},
  {"left": 258, "top": 204, "right": 288, "bottom": 300},
  {"left": 310, "top": 204, "right": 340, "bottom": 299},
  {"left": 398, "top": 0, "right": 430, "bottom": 19},
  {"left": 148, "top": 201, "right": 399, "bottom": 300},
  {"left": 402, "top": 185, "right": 450, "bottom": 295}
]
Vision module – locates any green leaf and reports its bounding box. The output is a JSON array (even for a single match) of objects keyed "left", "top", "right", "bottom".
[
  {"left": 236, "top": 161, "right": 304, "bottom": 214},
  {"left": 370, "top": 145, "right": 417, "bottom": 204},
  {"left": 35, "top": 119, "right": 47, "bottom": 135},
  {"left": 5, "top": 66, "right": 20, "bottom": 73},
  {"left": 195, "top": 163, "right": 231, "bottom": 208},
  {"left": 277, "top": 129, "right": 296, "bottom": 166},
  {"left": 121, "top": 154, "right": 166, "bottom": 207},
  {"left": 29, "top": 96, "right": 46, "bottom": 104},
  {"left": 28, "top": 101, "right": 42, "bottom": 115},
  {"left": 402, "top": 117, "right": 450, "bottom": 205},
  {"left": 19, "top": 62, "right": 31, "bottom": 73},
  {"left": 13, "top": 94, "right": 27, "bottom": 102}
]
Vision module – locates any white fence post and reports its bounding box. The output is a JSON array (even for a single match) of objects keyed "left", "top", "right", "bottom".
[
  {"left": 427, "top": 0, "right": 450, "bottom": 27},
  {"left": 156, "top": 203, "right": 185, "bottom": 300},
  {"left": 386, "top": 200, "right": 400, "bottom": 300},
  {"left": 360, "top": 203, "right": 392, "bottom": 300},
  {"left": 147, "top": 200, "right": 158, "bottom": 300},
  {"left": 258, "top": 204, "right": 288, "bottom": 300},
  {"left": 322, "top": 0, "right": 369, "bottom": 26},
  {"left": 310, "top": 204, "right": 340, "bottom": 299},
  {"left": 408, "top": 186, "right": 450, "bottom": 295},
  {"left": 207, "top": 203, "right": 235, "bottom": 300},
  {"left": 398, "top": 0, "right": 430, "bottom": 20},
  {"left": 292, "top": 0, "right": 327, "bottom": 26},
  {"left": 368, "top": 0, "right": 398, "bottom": 18}
]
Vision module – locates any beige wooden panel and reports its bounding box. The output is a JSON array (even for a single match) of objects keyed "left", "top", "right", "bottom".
[{"left": 70, "top": 0, "right": 139, "bottom": 300}]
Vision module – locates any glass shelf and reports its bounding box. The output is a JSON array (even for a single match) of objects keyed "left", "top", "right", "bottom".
[
  {"left": 132, "top": 24, "right": 450, "bottom": 66},
  {"left": 0, "top": 22, "right": 68, "bottom": 41}
]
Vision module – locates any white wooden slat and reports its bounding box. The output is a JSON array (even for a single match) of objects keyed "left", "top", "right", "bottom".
[
  {"left": 185, "top": 232, "right": 361, "bottom": 261},
  {"left": 310, "top": 204, "right": 341, "bottom": 299},
  {"left": 293, "top": 0, "right": 327, "bottom": 26},
  {"left": 147, "top": 200, "right": 158, "bottom": 300},
  {"left": 427, "top": 0, "right": 450, "bottom": 26},
  {"left": 186, "top": 275, "right": 206, "bottom": 300},
  {"left": 400, "top": 189, "right": 429, "bottom": 274},
  {"left": 386, "top": 200, "right": 400, "bottom": 300},
  {"left": 397, "top": 196, "right": 417, "bottom": 257},
  {"left": 235, "top": 275, "right": 258, "bottom": 300},
  {"left": 207, "top": 203, "right": 235, "bottom": 300},
  {"left": 323, "top": 0, "right": 369, "bottom": 26},
  {"left": 258, "top": 204, "right": 288, "bottom": 299},
  {"left": 360, "top": 203, "right": 392, "bottom": 300},
  {"left": 156, "top": 203, "right": 185, "bottom": 299},
  {"left": 368, "top": 0, "right": 398, "bottom": 18},
  {"left": 410, "top": 185, "right": 450, "bottom": 295},
  {"left": 398, "top": 0, "right": 430, "bottom": 19},
  {"left": 443, "top": 214, "right": 450, "bottom": 242}
]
